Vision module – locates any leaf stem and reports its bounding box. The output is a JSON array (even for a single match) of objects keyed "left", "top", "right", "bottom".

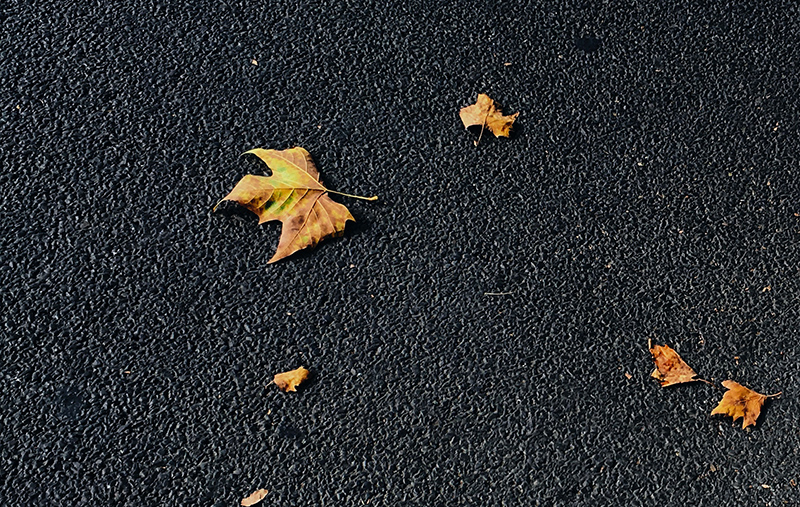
[
  {"left": 325, "top": 189, "right": 379, "bottom": 201},
  {"left": 475, "top": 109, "right": 490, "bottom": 147}
]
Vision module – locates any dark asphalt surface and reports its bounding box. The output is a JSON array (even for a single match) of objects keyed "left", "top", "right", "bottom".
[{"left": 2, "top": 0, "right": 800, "bottom": 505}]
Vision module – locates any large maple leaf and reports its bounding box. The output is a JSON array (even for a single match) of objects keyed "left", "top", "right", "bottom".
[
  {"left": 711, "top": 380, "right": 780, "bottom": 429},
  {"left": 459, "top": 94, "right": 519, "bottom": 145},
  {"left": 216, "top": 147, "right": 375, "bottom": 263}
]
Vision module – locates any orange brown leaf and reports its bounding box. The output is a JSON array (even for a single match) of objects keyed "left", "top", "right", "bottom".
[
  {"left": 649, "top": 341, "right": 700, "bottom": 387},
  {"left": 459, "top": 94, "right": 519, "bottom": 145},
  {"left": 711, "top": 380, "right": 779, "bottom": 429},
  {"left": 241, "top": 489, "right": 268, "bottom": 506},
  {"left": 273, "top": 366, "right": 309, "bottom": 392},
  {"left": 215, "top": 147, "right": 376, "bottom": 263}
]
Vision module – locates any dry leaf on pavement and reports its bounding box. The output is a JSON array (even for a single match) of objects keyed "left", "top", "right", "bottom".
[
  {"left": 711, "top": 380, "right": 780, "bottom": 429},
  {"left": 241, "top": 488, "right": 268, "bottom": 506},
  {"left": 272, "top": 366, "right": 309, "bottom": 392},
  {"left": 459, "top": 94, "right": 519, "bottom": 145},
  {"left": 215, "top": 147, "right": 376, "bottom": 263},
  {"left": 649, "top": 340, "right": 701, "bottom": 387}
]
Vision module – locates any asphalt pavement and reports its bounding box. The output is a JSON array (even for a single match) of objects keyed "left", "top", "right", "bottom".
[{"left": 2, "top": 0, "right": 800, "bottom": 505}]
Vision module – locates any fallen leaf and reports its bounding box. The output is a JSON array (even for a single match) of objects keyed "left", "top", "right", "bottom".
[
  {"left": 649, "top": 340, "right": 700, "bottom": 387},
  {"left": 273, "top": 366, "right": 309, "bottom": 392},
  {"left": 711, "top": 380, "right": 780, "bottom": 429},
  {"left": 241, "top": 489, "right": 268, "bottom": 506},
  {"left": 459, "top": 94, "right": 519, "bottom": 145},
  {"left": 215, "top": 147, "right": 376, "bottom": 263}
]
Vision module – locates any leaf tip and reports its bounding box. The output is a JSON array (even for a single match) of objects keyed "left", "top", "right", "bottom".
[
  {"left": 212, "top": 198, "right": 227, "bottom": 212},
  {"left": 266, "top": 252, "right": 285, "bottom": 264}
]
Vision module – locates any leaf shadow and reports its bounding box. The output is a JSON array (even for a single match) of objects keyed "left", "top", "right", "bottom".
[
  {"left": 211, "top": 200, "right": 259, "bottom": 222},
  {"left": 213, "top": 194, "right": 381, "bottom": 265},
  {"left": 465, "top": 124, "right": 484, "bottom": 140},
  {"left": 751, "top": 394, "right": 781, "bottom": 431},
  {"left": 343, "top": 207, "right": 377, "bottom": 237},
  {"left": 507, "top": 119, "right": 524, "bottom": 141},
  {"left": 464, "top": 119, "right": 524, "bottom": 145},
  {"left": 293, "top": 368, "right": 318, "bottom": 394}
]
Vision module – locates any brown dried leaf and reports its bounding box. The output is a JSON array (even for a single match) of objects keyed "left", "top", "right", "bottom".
[
  {"left": 241, "top": 489, "right": 268, "bottom": 506},
  {"left": 459, "top": 94, "right": 519, "bottom": 144},
  {"left": 649, "top": 341, "right": 699, "bottom": 387},
  {"left": 273, "top": 366, "right": 309, "bottom": 392},
  {"left": 215, "top": 147, "right": 376, "bottom": 263},
  {"left": 711, "top": 380, "right": 779, "bottom": 429}
]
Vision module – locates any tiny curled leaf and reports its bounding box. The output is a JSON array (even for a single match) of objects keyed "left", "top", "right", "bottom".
[
  {"left": 241, "top": 488, "right": 268, "bottom": 506},
  {"left": 272, "top": 366, "right": 309, "bottom": 392}
]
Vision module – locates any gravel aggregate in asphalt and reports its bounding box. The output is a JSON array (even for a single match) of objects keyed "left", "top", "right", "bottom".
[{"left": 2, "top": 0, "right": 800, "bottom": 505}]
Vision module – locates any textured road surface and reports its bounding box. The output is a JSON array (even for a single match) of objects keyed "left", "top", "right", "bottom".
[{"left": 2, "top": 0, "right": 800, "bottom": 505}]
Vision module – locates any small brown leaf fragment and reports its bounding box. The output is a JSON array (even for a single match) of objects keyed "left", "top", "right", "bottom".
[
  {"left": 649, "top": 341, "right": 699, "bottom": 387},
  {"left": 711, "top": 380, "right": 779, "bottom": 429},
  {"left": 273, "top": 366, "right": 309, "bottom": 392},
  {"left": 241, "top": 488, "right": 268, "bottom": 506},
  {"left": 459, "top": 94, "right": 519, "bottom": 144},
  {"left": 624, "top": 372, "right": 632, "bottom": 380}
]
